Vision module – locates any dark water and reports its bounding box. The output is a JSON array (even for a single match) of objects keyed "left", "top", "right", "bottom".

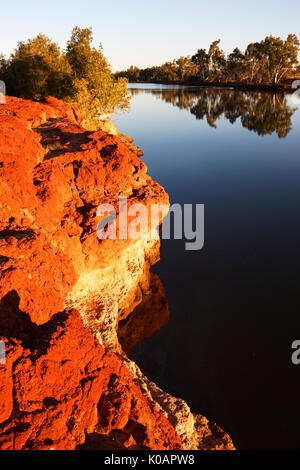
[{"left": 116, "top": 84, "right": 300, "bottom": 450}]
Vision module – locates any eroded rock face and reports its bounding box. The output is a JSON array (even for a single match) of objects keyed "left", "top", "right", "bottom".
[
  {"left": 0, "top": 310, "right": 182, "bottom": 450},
  {"left": 65, "top": 230, "right": 161, "bottom": 352},
  {"left": 0, "top": 96, "right": 168, "bottom": 326},
  {"left": 0, "top": 96, "right": 235, "bottom": 450}
]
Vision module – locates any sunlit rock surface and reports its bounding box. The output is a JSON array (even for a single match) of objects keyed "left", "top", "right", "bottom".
[
  {"left": 0, "top": 309, "right": 182, "bottom": 450},
  {"left": 0, "top": 96, "right": 234, "bottom": 450}
]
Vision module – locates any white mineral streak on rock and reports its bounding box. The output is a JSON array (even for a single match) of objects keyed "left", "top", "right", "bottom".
[{"left": 65, "top": 229, "right": 159, "bottom": 351}]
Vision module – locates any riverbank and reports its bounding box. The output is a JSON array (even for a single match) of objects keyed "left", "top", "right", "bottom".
[{"left": 126, "top": 79, "right": 297, "bottom": 94}]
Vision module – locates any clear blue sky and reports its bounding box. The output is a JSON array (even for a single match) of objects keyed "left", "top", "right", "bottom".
[{"left": 2, "top": 0, "right": 300, "bottom": 71}]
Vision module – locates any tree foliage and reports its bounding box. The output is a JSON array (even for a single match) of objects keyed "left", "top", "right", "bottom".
[
  {"left": 0, "top": 27, "right": 130, "bottom": 129},
  {"left": 65, "top": 27, "right": 130, "bottom": 128},
  {"left": 2, "top": 34, "right": 73, "bottom": 99}
]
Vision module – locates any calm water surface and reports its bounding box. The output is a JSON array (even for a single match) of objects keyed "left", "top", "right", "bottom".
[{"left": 116, "top": 84, "right": 300, "bottom": 449}]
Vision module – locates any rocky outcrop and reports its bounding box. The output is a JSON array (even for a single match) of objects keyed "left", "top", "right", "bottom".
[
  {"left": 0, "top": 309, "right": 183, "bottom": 450},
  {"left": 0, "top": 96, "right": 234, "bottom": 450},
  {"left": 122, "top": 357, "right": 235, "bottom": 450}
]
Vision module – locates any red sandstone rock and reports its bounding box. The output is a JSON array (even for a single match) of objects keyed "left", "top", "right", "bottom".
[{"left": 0, "top": 310, "right": 182, "bottom": 450}]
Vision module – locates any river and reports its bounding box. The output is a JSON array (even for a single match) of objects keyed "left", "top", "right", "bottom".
[{"left": 116, "top": 84, "right": 300, "bottom": 449}]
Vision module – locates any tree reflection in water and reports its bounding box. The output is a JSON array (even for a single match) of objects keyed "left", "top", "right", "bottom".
[{"left": 130, "top": 87, "right": 296, "bottom": 138}]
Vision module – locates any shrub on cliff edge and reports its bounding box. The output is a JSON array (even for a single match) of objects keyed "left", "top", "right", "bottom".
[{"left": 66, "top": 27, "right": 130, "bottom": 128}]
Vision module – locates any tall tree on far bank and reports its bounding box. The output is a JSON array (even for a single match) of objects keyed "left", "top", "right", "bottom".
[
  {"left": 262, "top": 34, "right": 300, "bottom": 83},
  {"left": 207, "top": 40, "right": 226, "bottom": 79},
  {"left": 245, "top": 35, "right": 300, "bottom": 83},
  {"left": 191, "top": 40, "right": 226, "bottom": 80},
  {"left": 176, "top": 56, "right": 198, "bottom": 81},
  {"left": 227, "top": 48, "right": 247, "bottom": 81},
  {"left": 191, "top": 48, "right": 209, "bottom": 80}
]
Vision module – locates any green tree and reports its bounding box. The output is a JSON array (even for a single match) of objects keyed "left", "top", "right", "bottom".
[
  {"left": 3, "top": 34, "right": 73, "bottom": 99},
  {"left": 176, "top": 56, "right": 198, "bottom": 81},
  {"left": 125, "top": 66, "right": 141, "bottom": 82},
  {"left": 66, "top": 26, "right": 130, "bottom": 128},
  {"left": 261, "top": 34, "right": 300, "bottom": 83},
  {"left": 207, "top": 40, "right": 226, "bottom": 79},
  {"left": 227, "top": 48, "right": 247, "bottom": 80},
  {"left": 160, "top": 61, "right": 179, "bottom": 81},
  {"left": 245, "top": 35, "right": 300, "bottom": 83},
  {"left": 191, "top": 48, "right": 209, "bottom": 80}
]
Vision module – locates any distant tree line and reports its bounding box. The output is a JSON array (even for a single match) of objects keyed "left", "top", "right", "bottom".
[
  {"left": 0, "top": 27, "right": 130, "bottom": 129},
  {"left": 116, "top": 35, "right": 300, "bottom": 87}
]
